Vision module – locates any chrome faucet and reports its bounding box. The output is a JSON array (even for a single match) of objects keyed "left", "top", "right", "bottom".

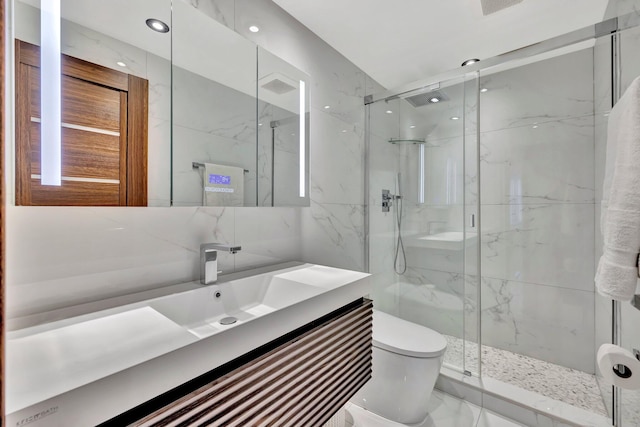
[{"left": 200, "top": 243, "right": 242, "bottom": 285}]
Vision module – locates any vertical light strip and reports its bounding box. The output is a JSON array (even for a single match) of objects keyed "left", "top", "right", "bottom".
[
  {"left": 299, "top": 80, "right": 306, "bottom": 197},
  {"left": 418, "top": 144, "right": 425, "bottom": 204},
  {"left": 40, "top": 0, "right": 62, "bottom": 185}
]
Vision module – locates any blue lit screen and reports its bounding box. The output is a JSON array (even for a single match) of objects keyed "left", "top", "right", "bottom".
[{"left": 208, "top": 174, "right": 231, "bottom": 185}]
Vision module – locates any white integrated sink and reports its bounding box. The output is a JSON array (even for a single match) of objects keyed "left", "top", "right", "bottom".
[
  {"left": 6, "top": 262, "right": 371, "bottom": 426},
  {"left": 150, "top": 275, "right": 324, "bottom": 338},
  {"left": 408, "top": 231, "right": 477, "bottom": 250}
]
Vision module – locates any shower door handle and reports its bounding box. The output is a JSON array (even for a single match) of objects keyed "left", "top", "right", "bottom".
[{"left": 469, "top": 214, "right": 475, "bottom": 228}]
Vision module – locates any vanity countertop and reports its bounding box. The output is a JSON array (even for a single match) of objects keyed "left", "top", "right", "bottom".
[{"left": 6, "top": 262, "right": 371, "bottom": 426}]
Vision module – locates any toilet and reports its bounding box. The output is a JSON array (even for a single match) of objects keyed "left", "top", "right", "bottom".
[{"left": 350, "top": 310, "right": 447, "bottom": 425}]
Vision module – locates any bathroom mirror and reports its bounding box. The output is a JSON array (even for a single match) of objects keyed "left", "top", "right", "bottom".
[
  {"left": 171, "top": 4, "right": 310, "bottom": 207},
  {"left": 12, "top": 0, "right": 172, "bottom": 206},
  {"left": 11, "top": 0, "right": 310, "bottom": 207},
  {"left": 256, "top": 47, "right": 310, "bottom": 207}
]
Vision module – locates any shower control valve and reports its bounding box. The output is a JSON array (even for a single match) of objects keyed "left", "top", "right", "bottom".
[{"left": 382, "top": 189, "right": 400, "bottom": 212}]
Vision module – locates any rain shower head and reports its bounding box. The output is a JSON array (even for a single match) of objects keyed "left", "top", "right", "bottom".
[
  {"left": 405, "top": 90, "right": 449, "bottom": 108},
  {"left": 388, "top": 138, "right": 426, "bottom": 145}
]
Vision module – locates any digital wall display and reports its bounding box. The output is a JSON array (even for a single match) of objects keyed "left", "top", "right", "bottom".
[{"left": 208, "top": 174, "right": 231, "bottom": 185}]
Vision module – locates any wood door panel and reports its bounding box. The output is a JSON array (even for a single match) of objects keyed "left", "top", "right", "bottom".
[
  {"left": 17, "top": 40, "right": 128, "bottom": 91},
  {"left": 29, "top": 71, "right": 122, "bottom": 132},
  {"left": 29, "top": 124, "right": 121, "bottom": 180},
  {"left": 16, "top": 39, "right": 148, "bottom": 206},
  {"left": 28, "top": 180, "right": 121, "bottom": 206}
]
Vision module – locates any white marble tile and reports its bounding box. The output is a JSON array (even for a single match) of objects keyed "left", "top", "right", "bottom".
[
  {"left": 172, "top": 65, "right": 256, "bottom": 142},
  {"left": 476, "top": 410, "right": 525, "bottom": 427},
  {"left": 365, "top": 74, "right": 386, "bottom": 97},
  {"left": 147, "top": 117, "right": 171, "bottom": 207},
  {"left": 301, "top": 202, "right": 365, "bottom": 271},
  {"left": 186, "top": 0, "right": 235, "bottom": 30},
  {"left": 479, "top": 48, "right": 594, "bottom": 133},
  {"left": 15, "top": 2, "right": 154, "bottom": 79},
  {"left": 172, "top": 124, "right": 257, "bottom": 206},
  {"left": 234, "top": 207, "right": 302, "bottom": 270},
  {"left": 394, "top": 273, "right": 465, "bottom": 339},
  {"left": 594, "top": 112, "right": 610, "bottom": 204},
  {"left": 480, "top": 378, "right": 611, "bottom": 427},
  {"left": 146, "top": 53, "right": 172, "bottom": 122},
  {"left": 593, "top": 37, "right": 612, "bottom": 115},
  {"left": 423, "top": 390, "right": 482, "bottom": 427},
  {"left": 620, "top": 25, "right": 640, "bottom": 96},
  {"left": 310, "top": 108, "right": 365, "bottom": 205},
  {"left": 368, "top": 98, "right": 401, "bottom": 140},
  {"left": 434, "top": 375, "right": 483, "bottom": 408},
  {"left": 345, "top": 390, "right": 482, "bottom": 427},
  {"left": 481, "top": 277, "right": 595, "bottom": 372},
  {"left": 423, "top": 136, "right": 465, "bottom": 207},
  {"left": 481, "top": 203, "right": 595, "bottom": 291},
  {"left": 233, "top": 0, "right": 366, "bottom": 127},
  {"left": 61, "top": 19, "right": 150, "bottom": 79},
  {"left": 404, "top": 244, "right": 465, "bottom": 276},
  {"left": 6, "top": 206, "right": 235, "bottom": 317},
  {"left": 480, "top": 116, "right": 595, "bottom": 205}
]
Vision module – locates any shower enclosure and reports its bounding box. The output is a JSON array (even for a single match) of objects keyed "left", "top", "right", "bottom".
[{"left": 365, "top": 8, "right": 640, "bottom": 425}]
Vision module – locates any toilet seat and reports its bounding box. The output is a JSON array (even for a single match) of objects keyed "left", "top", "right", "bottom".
[{"left": 372, "top": 311, "right": 447, "bottom": 358}]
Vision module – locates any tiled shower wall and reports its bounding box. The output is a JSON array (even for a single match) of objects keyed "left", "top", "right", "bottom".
[
  {"left": 367, "top": 48, "right": 601, "bottom": 374},
  {"left": 477, "top": 49, "right": 598, "bottom": 373},
  {"left": 6, "top": 0, "right": 378, "bottom": 318}
]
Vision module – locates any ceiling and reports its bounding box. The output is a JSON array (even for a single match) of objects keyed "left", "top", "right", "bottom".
[{"left": 273, "top": 0, "right": 611, "bottom": 90}]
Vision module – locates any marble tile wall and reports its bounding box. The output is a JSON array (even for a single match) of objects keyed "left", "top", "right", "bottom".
[
  {"left": 7, "top": 0, "right": 377, "bottom": 317},
  {"left": 478, "top": 48, "right": 598, "bottom": 372},
  {"left": 368, "top": 47, "right": 601, "bottom": 373}
]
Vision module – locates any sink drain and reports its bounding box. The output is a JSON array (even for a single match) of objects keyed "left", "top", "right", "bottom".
[{"left": 220, "top": 316, "right": 237, "bottom": 325}]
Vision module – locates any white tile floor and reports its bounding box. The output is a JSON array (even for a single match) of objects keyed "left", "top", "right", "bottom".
[{"left": 323, "top": 390, "right": 524, "bottom": 427}]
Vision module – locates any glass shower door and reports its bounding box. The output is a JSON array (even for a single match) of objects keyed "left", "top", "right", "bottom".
[{"left": 366, "top": 72, "right": 480, "bottom": 376}]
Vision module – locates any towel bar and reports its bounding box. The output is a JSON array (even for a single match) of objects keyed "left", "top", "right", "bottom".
[{"left": 192, "top": 162, "right": 249, "bottom": 173}]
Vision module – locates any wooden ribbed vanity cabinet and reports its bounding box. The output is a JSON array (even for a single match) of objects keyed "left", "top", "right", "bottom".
[{"left": 102, "top": 298, "right": 373, "bottom": 427}]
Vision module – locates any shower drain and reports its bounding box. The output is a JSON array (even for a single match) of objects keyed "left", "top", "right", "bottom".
[{"left": 220, "top": 316, "right": 237, "bottom": 325}]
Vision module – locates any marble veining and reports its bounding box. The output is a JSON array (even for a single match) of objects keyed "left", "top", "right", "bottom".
[
  {"left": 302, "top": 202, "right": 365, "bottom": 271},
  {"left": 442, "top": 335, "right": 607, "bottom": 417},
  {"left": 480, "top": 116, "right": 595, "bottom": 205},
  {"left": 481, "top": 203, "right": 595, "bottom": 292},
  {"left": 323, "top": 392, "right": 526, "bottom": 427}
]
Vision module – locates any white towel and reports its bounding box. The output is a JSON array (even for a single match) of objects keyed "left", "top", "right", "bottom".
[
  {"left": 202, "top": 163, "right": 245, "bottom": 207},
  {"left": 595, "top": 75, "right": 640, "bottom": 301}
]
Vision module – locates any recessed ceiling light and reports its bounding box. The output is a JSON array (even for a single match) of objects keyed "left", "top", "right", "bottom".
[
  {"left": 532, "top": 125, "right": 539, "bottom": 129},
  {"left": 146, "top": 18, "right": 170, "bottom": 33},
  {"left": 116, "top": 61, "right": 127, "bottom": 67},
  {"left": 462, "top": 58, "right": 480, "bottom": 66},
  {"left": 410, "top": 125, "right": 416, "bottom": 129},
  {"left": 450, "top": 116, "right": 460, "bottom": 120},
  {"left": 386, "top": 110, "right": 393, "bottom": 114},
  {"left": 341, "top": 130, "right": 347, "bottom": 133},
  {"left": 324, "top": 105, "right": 330, "bottom": 109},
  {"left": 249, "top": 25, "right": 260, "bottom": 33},
  {"left": 480, "top": 88, "right": 488, "bottom": 93},
  {"left": 429, "top": 97, "right": 440, "bottom": 103}
]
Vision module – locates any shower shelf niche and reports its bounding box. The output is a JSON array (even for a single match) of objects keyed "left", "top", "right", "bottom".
[{"left": 406, "top": 231, "right": 477, "bottom": 251}]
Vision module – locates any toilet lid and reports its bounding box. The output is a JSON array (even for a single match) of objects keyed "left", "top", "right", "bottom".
[{"left": 372, "top": 311, "right": 448, "bottom": 358}]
